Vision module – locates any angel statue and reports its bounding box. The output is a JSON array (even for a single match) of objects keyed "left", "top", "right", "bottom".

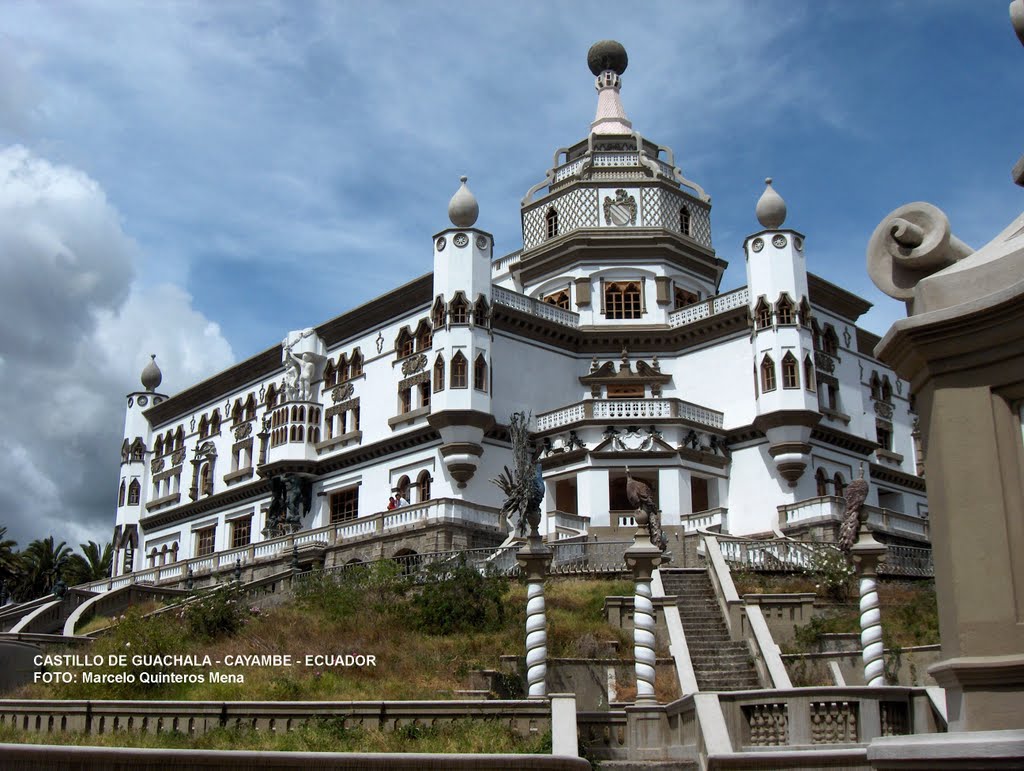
[{"left": 490, "top": 412, "right": 545, "bottom": 538}]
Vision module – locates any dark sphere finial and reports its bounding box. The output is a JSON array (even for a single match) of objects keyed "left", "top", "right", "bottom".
[{"left": 587, "top": 40, "right": 628, "bottom": 76}]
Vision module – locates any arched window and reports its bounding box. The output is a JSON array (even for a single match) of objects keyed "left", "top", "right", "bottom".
[
  {"left": 543, "top": 289, "right": 570, "bottom": 309},
  {"left": 833, "top": 473, "right": 846, "bottom": 499},
  {"left": 823, "top": 325, "right": 839, "bottom": 356},
  {"left": 811, "top": 319, "right": 822, "bottom": 351},
  {"left": 350, "top": 350, "right": 363, "bottom": 377},
  {"left": 337, "top": 354, "right": 350, "bottom": 382},
  {"left": 244, "top": 394, "right": 256, "bottom": 421},
  {"left": 416, "top": 470, "right": 432, "bottom": 503},
  {"left": 199, "top": 464, "right": 212, "bottom": 496},
  {"left": 546, "top": 207, "right": 558, "bottom": 239},
  {"left": 674, "top": 286, "right": 699, "bottom": 309},
  {"left": 396, "top": 328, "right": 414, "bottom": 358},
  {"left": 781, "top": 352, "right": 799, "bottom": 389},
  {"left": 432, "top": 296, "right": 446, "bottom": 329},
  {"left": 198, "top": 415, "right": 209, "bottom": 439},
  {"left": 776, "top": 294, "right": 794, "bottom": 325},
  {"left": 210, "top": 410, "right": 221, "bottom": 435},
  {"left": 118, "top": 480, "right": 126, "bottom": 507},
  {"left": 474, "top": 354, "right": 488, "bottom": 392},
  {"left": 474, "top": 296, "right": 490, "bottom": 328},
  {"left": 815, "top": 468, "right": 829, "bottom": 497},
  {"left": 396, "top": 476, "right": 411, "bottom": 503},
  {"left": 231, "top": 400, "right": 243, "bottom": 424},
  {"left": 127, "top": 479, "right": 141, "bottom": 506},
  {"left": 760, "top": 354, "right": 777, "bottom": 392},
  {"left": 433, "top": 354, "right": 445, "bottom": 392},
  {"left": 798, "top": 298, "right": 812, "bottom": 328},
  {"left": 174, "top": 427, "right": 184, "bottom": 452},
  {"left": 679, "top": 205, "right": 691, "bottom": 236},
  {"left": 804, "top": 356, "right": 816, "bottom": 392},
  {"left": 451, "top": 351, "right": 468, "bottom": 388},
  {"left": 131, "top": 439, "right": 145, "bottom": 462},
  {"left": 323, "top": 360, "right": 337, "bottom": 388},
  {"left": 604, "top": 281, "right": 643, "bottom": 319},
  {"left": 870, "top": 372, "right": 882, "bottom": 401},
  {"left": 153, "top": 436, "right": 164, "bottom": 457},
  {"left": 449, "top": 293, "right": 469, "bottom": 325},
  {"left": 881, "top": 378, "right": 893, "bottom": 404},
  {"left": 265, "top": 384, "right": 278, "bottom": 409},
  {"left": 755, "top": 297, "right": 772, "bottom": 329},
  {"left": 415, "top": 320, "right": 432, "bottom": 351}
]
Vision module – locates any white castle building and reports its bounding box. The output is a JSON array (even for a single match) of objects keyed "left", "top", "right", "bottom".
[{"left": 111, "top": 41, "right": 927, "bottom": 580}]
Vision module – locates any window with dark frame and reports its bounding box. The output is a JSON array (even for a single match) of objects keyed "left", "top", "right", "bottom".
[
  {"left": 755, "top": 298, "right": 772, "bottom": 329},
  {"left": 543, "top": 289, "right": 570, "bottom": 309},
  {"left": 433, "top": 355, "right": 445, "bottom": 391},
  {"left": 231, "top": 517, "right": 252, "bottom": 549},
  {"left": 679, "top": 205, "right": 691, "bottom": 236},
  {"left": 604, "top": 281, "right": 643, "bottom": 319},
  {"left": 473, "top": 354, "right": 487, "bottom": 392},
  {"left": 451, "top": 352, "right": 468, "bottom": 388},
  {"left": 546, "top": 207, "right": 558, "bottom": 238},
  {"left": 196, "top": 526, "right": 215, "bottom": 557},
  {"left": 760, "top": 355, "right": 777, "bottom": 392},
  {"left": 781, "top": 352, "right": 799, "bottom": 389},
  {"left": 330, "top": 487, "right": 359, "bottom": 524}
]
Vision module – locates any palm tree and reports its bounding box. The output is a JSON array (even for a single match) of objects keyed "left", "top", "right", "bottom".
[
  {"left": 13, "top": 536, "right": 72, "bottom": 601},
  {"left": 64, "top": 541, "right": 113, "bottom": 585},
  {"left": 0, "top": 527, "right": 21, "bottom": 603}
]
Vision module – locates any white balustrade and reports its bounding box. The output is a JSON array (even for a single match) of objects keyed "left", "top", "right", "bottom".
[
  {"left": 491, "top": 286, "right": 580, "bottom": 328},
  {"left": 668, "top": 288, "right": 749, "bottom": 328}
]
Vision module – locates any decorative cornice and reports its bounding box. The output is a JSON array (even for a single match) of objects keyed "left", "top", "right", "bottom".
[
  {"left": 869, "top": 462, "right": 926, "bottom": 492},
  {"left": 808, "top": 272, "right": 872, "bottom": 322},
  {"left": 856, "top": 327, "right": 881, "bottom": 357},
  {"left": 427, "top": 410, "right": 496, "bottom": 432},
  {"left": 140, "top": 478, "right": 271, "bottom": 530},
  {"left": 811, "top": 424, "right": 879, "bottom": 456}
]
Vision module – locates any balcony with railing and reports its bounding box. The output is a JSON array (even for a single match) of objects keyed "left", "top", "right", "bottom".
[
  {"left": 491, "top": 286, "right": 580, "bottom": 328},
  {"left": 778, "top": 496, "right": 930, "bottom": 542},
  {"left": 79, "top": 499, "right": 505, "bottom": 594},
  {"left": 668, "top": 287, "right": 749, "bottom": 328},
  {"left": 536, "top": 397, "right": 724, "bottom": 433}
]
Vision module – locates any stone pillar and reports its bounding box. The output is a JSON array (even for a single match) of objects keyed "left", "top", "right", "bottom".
[
  {"left": 625, "top": 514, "right": 664, "bottom": 703},
  {"left": 851, "top": 522, "right": 887, "bottom": 687},
  {"left": 868, "top": 189, "right": 1024, "bottom": 728},
  {"left": 516, "top": 535, "right": 552, "bottom": 699}
]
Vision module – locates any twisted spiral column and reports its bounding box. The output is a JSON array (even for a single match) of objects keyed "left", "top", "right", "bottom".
[
  {"left": 525, "top": 579, "right": 548, "bottom": 697},
  {"left": 634, "top": 578, "right": 657, "bottom": 701},
  {"left": 859, "top": 573, "right": 885, "bottom": 686}
]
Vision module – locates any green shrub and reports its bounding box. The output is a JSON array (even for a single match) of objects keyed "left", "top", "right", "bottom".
[
  {"left": 182, "top": 585, "right": 250, "bottom": 640},
  {"left": 412, "top": 559, "right": 508, "bottom": 636},
  {"left": 295, "top": 561, "right": 407, "bottom": 621}
]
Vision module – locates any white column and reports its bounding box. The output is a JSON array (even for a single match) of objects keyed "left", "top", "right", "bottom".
[{"left": 633, "top": 575, "right": 657, "bottom": 700}]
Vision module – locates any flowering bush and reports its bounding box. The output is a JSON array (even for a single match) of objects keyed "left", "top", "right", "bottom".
[{"left": 803, "top": 548, "right": 855, "bottom": 602}]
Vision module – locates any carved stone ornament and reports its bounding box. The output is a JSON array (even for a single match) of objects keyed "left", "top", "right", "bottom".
[
  {"left": 752, "top": 237, "right": 765, "bottom": 253},
  {"left": 475, "top": 235, "right": 488, "bottom": 250},
  {"left": 611, "top": 426, "right": 661, "bottom": 452},
  {"left": 401, "top": 353, "right": 428, "bottom": 376},
  {"left": 190, "top": 416, "right": 196, "bottom": 432},
  {"left": 795, "top": 236, "right": 804, "bottom": 251},
  {"left": 874, "top": 401, "right": 894, "bottom": 419},
  {"left": 151, "top": 458, "right": 165, "bottom": 474},
  {"left": 332, "top": 383, "right": 355, "bottom": 403},
  {"left": 772, "top": 234, "right": 788, "bottom": 249},
  {"left": 843, "top": 328, "right": 852, "bottom": 348},
  {"left": 603, "top": 189, "right": 637, "bottom": 226},
  {"left": 376, "top": 331, "right": 384, "bottom": 354},
  {"left": 453, "top": 233, "right": 469, "bottom": 248},
  {"left": 137, "top": 395, "right": 148, "bottom": 406},
  {"left": 435, "top": 236, "right": 446, "bottom": 251},
  {"left": 814, "top": 351, "right": 836, "bottom": 374},
  {"left": 234, "top": 422, "right": 252, "bottom": 441},
  {"left": 172, "top": 449, "right": 186, "bottom": 467}
]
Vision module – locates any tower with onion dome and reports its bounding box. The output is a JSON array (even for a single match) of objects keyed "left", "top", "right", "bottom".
[
  {"left": 428, "top": 177, "right": 495, "bottom": 489},
  {"left": 114, "top": 355, "right": 169, "bottom": 575},
  {"left": 744, "top": 179, "right": 819, "bottom": 487}
]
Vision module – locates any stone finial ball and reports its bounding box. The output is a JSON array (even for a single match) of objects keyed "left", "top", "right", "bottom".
[
  {"left": 447, "top": 175, "right": 479, "bottom": 228},
  {"left": 587, "top": 40, "right": 628, "bottom": 76},
  {"left": 141, "top": 354, "right": 162, "bottom": 391},
  {"left": 756, "top": 177, "right": 788, "bottom": 230}
]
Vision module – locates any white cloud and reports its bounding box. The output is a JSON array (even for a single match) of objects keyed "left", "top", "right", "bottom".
[{"left": 0, "top": 146, "right": 234, "bottom": 550}]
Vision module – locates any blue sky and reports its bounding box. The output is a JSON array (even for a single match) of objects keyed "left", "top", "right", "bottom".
[{"left": 0, "top": 0, "right": 1020, "bottom": 548}]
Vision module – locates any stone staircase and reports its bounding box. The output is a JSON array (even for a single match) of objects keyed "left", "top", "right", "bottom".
[{"left": 660, "top": 568, "right": 760, "bottom": 691}]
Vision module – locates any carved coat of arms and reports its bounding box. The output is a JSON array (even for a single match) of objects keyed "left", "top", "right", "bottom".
[{"left": 603, "top": 189, "right": 637, "bottom": 226}]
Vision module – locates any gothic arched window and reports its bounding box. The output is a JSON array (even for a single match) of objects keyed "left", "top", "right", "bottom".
[
  {"left": 433, "top": 354, "right": 445, "bottom": 392},
  {"left": 776, "top": 294, "right": 795, "bottom": 325},
  {"left": 118, "top": 480, "right": 126, "bottom": 507},
  {"left": 451, "top": 351, "right": 468, "bottom": 389},
  {"left": 679, "top": 205, "right": 691, "bottom": 236},
  {"left": 449, "top": 293, "right": 469, "bottom": 325},
  {"left": 350, "top": 350, "right": 363, "bottom": 377},
  {"left": 474, "top": 354, "right": 488, "bottom": 392},
  {"left": 546, "top": 207, "right": 558, "bottom": 239},
  {"left": 804, "top": 356, "right": 816, "bottom": 392},
  {"left": 127, "top": 479, "right": 141, "bottom": 506},
  {"left": 760, "top": 354, "right": 777, "bottom": 392},
  {"left": 781, "top": 351, "right": 799, "bottom": 389},
  {"left": 755, "top": 297, "right": 772, "bottom": 329}
]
